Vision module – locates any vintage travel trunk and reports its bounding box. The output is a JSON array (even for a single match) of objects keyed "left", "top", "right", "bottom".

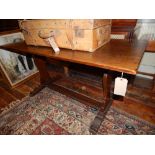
[{"left": 19, "top": 19, "right": 111, "bottom": 52}]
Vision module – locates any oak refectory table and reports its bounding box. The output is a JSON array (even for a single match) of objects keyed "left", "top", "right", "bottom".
[{"left": 0, "top": 39, "right": 147, "bottom": 134}]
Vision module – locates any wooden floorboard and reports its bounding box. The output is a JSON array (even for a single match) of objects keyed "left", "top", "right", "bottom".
[
  {"left": 26, "top": 79, "right": 40, "bottom": 90},
  {"left": 113, "top": 98, "right": 155, "bottom": 124},
  {"left": 15, "top": 84, "right": 34, "bottom": 96},
  {"left": 0, "top": 87, "right": 16, "bottom": 103},
  {"left": 0, "top": 97, "right": 10, "bottom": 110},
  {"left": 0, "top": 74, "right": 40, "bottom": 111}
]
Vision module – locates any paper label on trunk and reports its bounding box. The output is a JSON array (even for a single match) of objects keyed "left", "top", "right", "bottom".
[
  {"left": 114, "top": 77, "right": 128, "bottom": 96},
  {"left": 47, "top": 37, "right": 60, "bottom": 54}
]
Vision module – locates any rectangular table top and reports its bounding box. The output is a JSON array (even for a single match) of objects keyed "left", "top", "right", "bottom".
[{"left": 0, "top": 39, "right": 147, "bottom": 75}]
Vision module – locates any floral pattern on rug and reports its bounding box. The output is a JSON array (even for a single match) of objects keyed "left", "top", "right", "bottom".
[
  {"left": 99, "top": 108, "right": 155, "bottom": 135},
  {"left": 0, "top": 87, "right": 155, "bottom": 135}
]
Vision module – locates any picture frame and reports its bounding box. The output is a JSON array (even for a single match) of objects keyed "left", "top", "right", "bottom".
[{"left": 0, "top": 31, "right": 38, "bottom": 88}]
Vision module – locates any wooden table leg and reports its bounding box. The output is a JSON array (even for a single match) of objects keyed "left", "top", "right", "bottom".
[
  {"left": 64, "top": 66, "right": 69, "bottom": 77},
  {"left": 90, "top": 72, "right": 113, "bottom": 134},
  {"left": 30, "top": 56, "right": 51, "bottom": 96},
  {"left": 152, "top": 75, "right": 155, "bottom": 99}
]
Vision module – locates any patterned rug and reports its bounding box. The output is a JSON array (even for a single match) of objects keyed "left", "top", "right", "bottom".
[{"left": 0, "top": 87, "right": 155, "bottom": 135}]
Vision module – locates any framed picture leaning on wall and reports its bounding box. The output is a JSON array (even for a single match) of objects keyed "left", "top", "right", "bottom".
[{"left": 0, "top": 31, "right": 38, "bottom": 88}]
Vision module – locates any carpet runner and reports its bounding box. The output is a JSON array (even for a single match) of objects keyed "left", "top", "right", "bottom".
[{"left": 0, "top": 87, "right": 154, "bottom": 135}]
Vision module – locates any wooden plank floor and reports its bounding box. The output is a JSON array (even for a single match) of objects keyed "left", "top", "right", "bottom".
[
  {"left": 0, "top": 75, "right": 40, "bottom": 113},
  {"left": 0, "top": 70, "right": 155, "bottom": 125}
]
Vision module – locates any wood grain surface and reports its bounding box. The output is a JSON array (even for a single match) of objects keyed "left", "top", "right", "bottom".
[{"left": 0, "top": 39, "right": 147, "bottom": 75}]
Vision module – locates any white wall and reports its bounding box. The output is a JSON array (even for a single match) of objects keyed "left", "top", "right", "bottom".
[{"left": 135, "top": 19, "right": 155, "bottom": 79}]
